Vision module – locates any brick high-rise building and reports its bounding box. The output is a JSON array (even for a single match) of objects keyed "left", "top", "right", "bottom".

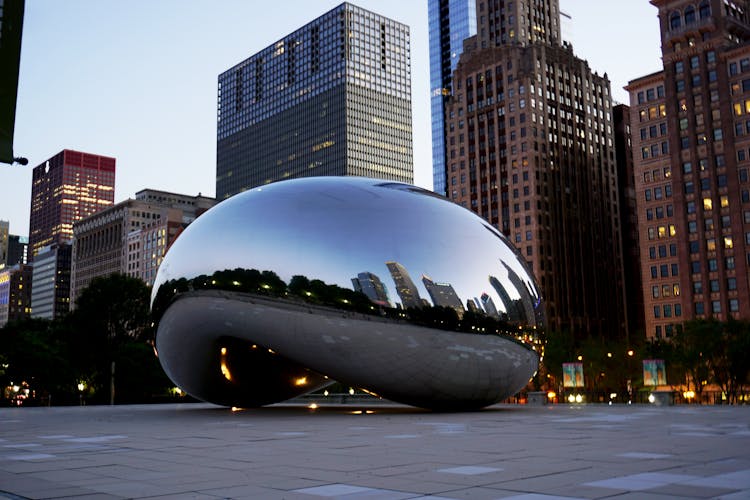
[
  {"left": 29, "top": 150, "right": 115, "bottom": 258},
  {"left": 443, "top": 0, "right": 627, "bottom": 339},
  {"left": 627, "top": 0, "right": 750, "bottom": 339}
]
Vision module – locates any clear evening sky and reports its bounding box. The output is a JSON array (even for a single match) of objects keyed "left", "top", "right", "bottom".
[{"left": 1, "top": 1, "right": 662, "bottom": 237}]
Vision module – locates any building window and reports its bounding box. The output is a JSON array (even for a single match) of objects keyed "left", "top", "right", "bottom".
[
  {"left": 699, "top": 1, "right": 711, "bottom": 19},
  {"left": 696, "top": 302, "right": 705, "bottom": 315},
  {"left": 728, "top": 277, "right": 737, "bottom": 290},
  {"left": 712, "top": 301, "right": 721, "bottom": 313},
  {"left": 670, "top": 11, "right": 681, "bottom": 29},
  {"left": 729, "top": 299, "right": 739, "bottom": 312}
]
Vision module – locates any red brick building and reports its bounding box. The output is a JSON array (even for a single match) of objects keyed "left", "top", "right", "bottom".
[
  {"left": 627, "top": 0, "right": 750, "bottom": 339},
  {"left": 444, "top": 0, "right": 627, "bottom": 339}
]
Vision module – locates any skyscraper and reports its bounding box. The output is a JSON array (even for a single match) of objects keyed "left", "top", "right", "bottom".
[
  {"left": 29, "top": 149, "right": 115, "bottom": 258},
  {"left": 0, "top": 220, "right": 8, "bottom": 266},
  {"left": 422, "top": 274, "right": 465, "bottom": 318},
  {"left": 216, "top": 2, "right": 413, "bottom": 200},
  {"left": 30, "top": 243, "right": 71, "bottom": 320},
  {"left": 0, "top": 263, "right": 32, "bottom": 327},
  {"left": 444, "top": 0, "right": 627, "bottom": 339},
  {"left": 351, "top": 271, "right": 391, "bottom": 307},
  {"left": 385, "top": 261, "right": 422, "bottom": 309},
  {"left": 627, "top": 0, "right": 750, "bottom": 339},
  {"left": 428, "top": 0, "right": 476, "bottom": 195}
]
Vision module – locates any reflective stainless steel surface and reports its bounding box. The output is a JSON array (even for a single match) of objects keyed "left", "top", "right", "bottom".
[{"left": 151, "top": 177, "right": 545, "bottom": 410}]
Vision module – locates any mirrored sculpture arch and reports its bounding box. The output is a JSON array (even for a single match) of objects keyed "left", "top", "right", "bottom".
[{"left": 151, "top": 177, "right": 545, "bottom": 410}]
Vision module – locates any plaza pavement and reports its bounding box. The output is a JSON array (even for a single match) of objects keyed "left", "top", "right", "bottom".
[{"left": 0, "top": 402, "right": 748, "bottom": 499}]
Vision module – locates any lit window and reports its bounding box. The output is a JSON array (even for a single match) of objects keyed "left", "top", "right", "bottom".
[{"left": 704, "top": 198, "right": 713, "bottom": 210}]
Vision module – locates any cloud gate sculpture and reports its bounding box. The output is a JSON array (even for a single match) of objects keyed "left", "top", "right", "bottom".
[{"left": 151, "top": 177, "right": 545, "bottom": 410}]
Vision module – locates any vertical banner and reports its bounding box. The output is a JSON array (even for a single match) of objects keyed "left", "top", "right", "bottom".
[
  {"left": 562, "top": 362, "right": 584, "bottom": 388},
  {"left": 643, "top": 359, "right": 667, "bottom": 386}
]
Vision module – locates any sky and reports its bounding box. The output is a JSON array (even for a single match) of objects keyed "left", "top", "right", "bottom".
[{"left": 0, "top": 1, "right": 663, "bottom": 238}]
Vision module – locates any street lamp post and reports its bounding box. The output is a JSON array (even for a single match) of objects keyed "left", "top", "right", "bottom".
[{"left": 77, "top": 382, "right": 85, "bottom": 406}]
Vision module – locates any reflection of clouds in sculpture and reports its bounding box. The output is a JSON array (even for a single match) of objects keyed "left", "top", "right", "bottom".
[{"left": 152, "top": 177, "right": 544, "bottom": 410}]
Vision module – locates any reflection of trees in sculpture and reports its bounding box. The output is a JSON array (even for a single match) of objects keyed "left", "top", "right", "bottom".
[{"left": 153, "top": 268, "right": 539, "bottom": 343}]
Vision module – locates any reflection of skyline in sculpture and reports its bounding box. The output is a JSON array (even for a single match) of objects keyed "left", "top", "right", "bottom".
[
  {"left": 385, "top": 261, "right": 422, "bottom": 309},
  {"left": 151, "top": 176, "right": 544, "bottom": 410},
  {"left": 489, "top": 275, "right": 521, "bottom": 323},
  {"left": 467, "top": 298, "right": 480, "bottom": 313},
  {"left": 481, "top": 292, "right": 499, "bottom": 318},
  {"left": 351, "top": 272, "right": 391, "bottom": 307},
  {"left": 503, "top": 262, "right": 537, "bottom": 327},
  {"left": 422, "top": 275, "right": 465, "bottom": 319}
]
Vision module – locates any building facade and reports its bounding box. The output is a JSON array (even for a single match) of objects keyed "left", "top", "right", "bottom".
[
  {"left": 613, "top": 104, "right": 645, "bottom": 339},
  {"left": 216, "top": 2, "right": 413, "bottom": 200},
  {"left": 29, "top": 149, "right": 115, "bottom": 258},
  {"left": 627, "top": 0, "right": 750, "bottom": 339},
  {"left": 444, "top": 0, "right": 627, "bottom": 339},
  {"left": 71, "top": 190, "right": 216, "bottom": 301},
  {"left": 30, "top": 243, "right": 71, "bottom": 320},
  {"left": 7, "top": 235, "right": 28, "bottom": 266},
  {"left": 429, "top": 0, "right": 476, "bottom": 196},
  {"left": 0, "top": 220, "right": 8, "bottom": 267},
  {"left": 0, "top": 263, "right": 32, "bottom": 327}
]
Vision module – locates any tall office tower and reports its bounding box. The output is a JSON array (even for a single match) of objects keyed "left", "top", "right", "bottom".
[
  {"left": 30, "top": 243, "right": 71, "bottom": 320},
  {"left": 385, "top": 261, "right": 422, "bottom": 309},
  {"left": 7, "top": 235, "right": 28, "bottom": 266},
  {"left": 627, "top": 0, "right": 750, "bottom": 339},
  {"left": 429, "top": 0, "right": 476, "bottom": 195},
  {"left": 71, "top": 190, "right": 216, "bottom": 301},
  {"left": 444, "top": 0, "right": 627, "bottom": 338},
  {"left": 0, "top": 263, "right": 32, "bottom": 327},
  {"left": 613, "top": 104, "right": 645, "bottom": 340},
  {"left": 351, "top": 271, "right": 391, "bottom": 307},
  {"left": 0, "top": 220, "right": 8, "bottom": 266},
  {"left": 29, "top": 150, "right": 115, "bottom": 258},
  {"left": 422, "top": 275, "right": 465, "bottom": 318},
  {"left": 216, "top": 3, "right": 413, "bottom": 200}
]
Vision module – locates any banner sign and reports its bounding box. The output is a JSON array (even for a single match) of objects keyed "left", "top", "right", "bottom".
[
  {"left": 562, "top": 362, "right": 584, "bottom": 388},
  {"left": 643, "top": 359, "right": 667, "bottom": 386}
]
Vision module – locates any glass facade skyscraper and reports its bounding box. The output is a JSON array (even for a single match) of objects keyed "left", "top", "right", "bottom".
[
  {"left": 428, "top": 0, "right": 476, "bottom": 196},
  {"left": 216, "top": 2, "right": 413, "bottom": 200}
]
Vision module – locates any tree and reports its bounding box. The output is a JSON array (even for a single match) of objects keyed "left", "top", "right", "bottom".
[
  {"left": 709, "top": 319, "right": 750, "bottom": 404},
  {"left": 0, "top": 318, "right": 77, "bottom": 404},
  {"left": 672, "top": 319, "right": 720, "bottom": 402},
  {"left": 72, "top": 274, "right": 154, "bottom": 404}
]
